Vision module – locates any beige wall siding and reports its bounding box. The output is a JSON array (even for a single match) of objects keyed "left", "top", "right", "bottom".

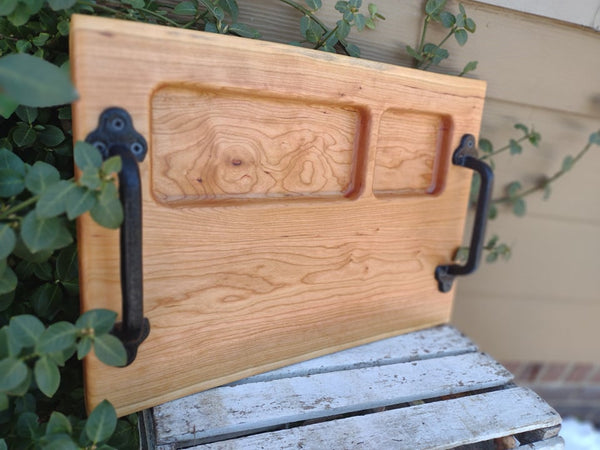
[{"left": 239, "top": 0, "right": 600, "bottom": 362}]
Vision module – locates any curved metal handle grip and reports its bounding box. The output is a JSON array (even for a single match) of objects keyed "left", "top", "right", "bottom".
[
  {"left": 435, "top": 134, "right": 494, "bottom": 293},
  {"left": 86, "top": 108, "right": 150, "bottom": 365}
]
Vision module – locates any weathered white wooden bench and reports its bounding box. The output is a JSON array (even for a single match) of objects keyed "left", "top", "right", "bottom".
[{"left": 139, "top": 325, "right": 563, "bottom": 449}]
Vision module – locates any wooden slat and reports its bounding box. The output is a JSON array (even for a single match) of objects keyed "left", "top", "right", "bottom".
[
  {"left": 71, "top": 15, "right": 486, "bottom": 415},
  {"left": 152, "top": 352, "right": 512, "bottom": 446},
  {"left": 186, "top": 387, "right": 560, "bottom": 450},
  {"left": 229, "top": 324, "right": 477, "bottom": 385}
]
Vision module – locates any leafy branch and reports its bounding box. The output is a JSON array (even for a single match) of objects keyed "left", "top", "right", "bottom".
[
  {"left": 283, "top": 0, "right": 385, "bottom": 56},
  {"left": 407, "top": 0, "right": 477, "bottom": 76},
  {"left": 493, "top": 130, "right": 600, "bottom": 217}
]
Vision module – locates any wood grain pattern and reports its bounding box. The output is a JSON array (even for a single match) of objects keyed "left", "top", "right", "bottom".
[{"left": 70, "top": 14, "right": 486, "bottom": 416}]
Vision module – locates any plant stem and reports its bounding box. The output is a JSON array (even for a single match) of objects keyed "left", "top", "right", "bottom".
[
  {"left": 315, "top": 24, "right": 339, "bottom": 49},
  {"left": 417, "top": 16, "right": 430, "bottom": 53},
  {"left": 419, "top": 27, "right": 455, "bottom": 70},
  {"left": 0, "top": 196, "right": 38, "bottom": 220},
  {"left": 480, "top": 135, "right": 530, "bottom": 160},
  {"left": 493, "top": 141, "right": 592, "bottom": 204}
]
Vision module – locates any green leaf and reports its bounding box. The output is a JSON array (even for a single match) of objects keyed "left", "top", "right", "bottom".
[
  {"left": 74, "top": 141, "right": 103, "bottom": 169},
  {"left": 0, "top": 148, "right": 25, "bottom": 175},
  {"left": 77, "top": 336, "right": 93, "bottom": 359},
  {"left": 32, "top": 32, "right": 51, "bottom": 47},
  {"left": 94, "top": 334, "right": 127, "bottom": 366},
  {"left": 57, "top": 20, "right": 70, "bottom": 36},
  {"left": 66, "top": 186, "right": 97, "bottom": 220},
  {"left": 9, "top": 314, "right": 45, "bottom": 348},
  {"left": 0, "top": 54, "right": 78, "bottom": 107},
  {"left": 76, "top": 309, "right": 117, "bottom": 335},
  {"left": 12, "top": 123, "right": 37, "bottom": 147},
  {"left": 425, "top": 0, "right": 446, "bottom": 16},
  {"left": 562, "top": 155, "right": 574, "bottom": 172},
  {"left": 16, "top": 39, "right": 32, "bottom": 54},
  {"left": 34, "top": 356, "right": 60, "bottom": 397},
  {"left": 16, "top": 411, "right": 40, "bottom": 438},
  {"left": 0, "top": 263, "right": 16, "bottom": 295},
  {"left": 36, "top": 179, "right": 77, "bottom": 218},
  {"left": 543, "top": 183, "right": 552, "bottom": 200},
  {"left": 0, "top": 357, "right": 28, "bottom": 391},
  {"left": 55, "top": 245, "right": 78, "bottom": 282},
  {"left": 439, "top": 10, "right": 455, "bottom": 28},
  {"left": 486, "top": 235, "right": 499, "bottom": 248},
  {"left": 8, "top": 3, "right": 31, "bottom": 27},
  {"left": 336, "top": 19, "right": 350, "bottom": 41},
  {"left": 25, "top": 161, "right": 60, "bottom": 195},
  {"left": 16, "top": 105, "right": 38, "bottom": 124},
  {"left": 48, "top": 0, "right": 77, "bottom": 10},
  {"left": 36, "top": 321, "right": 76, "bottom": 354},
  {"left": 478, "top": 138, "right": 493, "bottom": 154},
  {"left": 0, "top": 93, "right": 18, "bottom": 118},
  {"left": 509, "top": 139, "right": 522, "bottom": 155},
  {"left": 0, "top": 393, "right": 7, "bottom": 411},
  {"left": 306, "top": 0, "right": 321, "bottom": 10},
  {"left": 0, "top": 224, "right": 16, "bottom": 259},
  {"left": 488, "top": 204, "right": 497, "bottom": 220},
  {"left": 38, "top": 125, "right": 65, "bottom": 147},
  {"left": 354, "top": 13, "right": 366, "bottom": 31},
  {"left": 90, "top": 183, "right": 123, "bottom": 229},
  {"left": 460, "top": 60, "right": 478, "bottom": 76},
  {"left": 79, "top": 167, "right": 102, "bottom": 190},
  {"left": 345, "top": 43, "right": 360, "bottom": 57},
  {"left": 21, "top": 210, "right": 73, "bottom": 253},
  {"left": 335, "top": 1, "right": 348, "bottom": 13},
  {"left": 33, "top": 261, "right": 53, "bottom": 280},
  {"left": 405, "top": 45, "right": 423, "bottom": 62},
  {"left": 459, "top": 3, "right": 466, "bottom": 16},
  {"left": 486, "top": 251, "right": 498, "bottom": 263},
  {"left": 454, "top": 28, "right": 468, "bottom": 46},
  {"left": 0, "top": 0, "right": 18, "bottom": 15},
  {"left": 13, "top": 239, "right": 51, "bottom": 266},
  {"left": 32, "top": 283, "right": 63, "bottom": 320},
  {"left": 123, "top": 0, "right": 144, "bottom": 7},
  {"left": 219, "top": 0, "right": 239, "bottom": 20},
  {"left": 173, "top": 1, "right": 196, "bottom": 15},
  {"left": 514, "top": 123, "right": 529, "bottom": 135},
  {"left": 228, "top": 23, "right": 261, "bottom": 39},
  {"left": 507, "top": 181, "right": 522, "bottom": 197},
  {"left": 529, "top": 130, "right": 541, "bottom": 146},
  {"left": 368, "top": 3, "right": 377, "bottom": 15},
  {"left": 512, "top": 197, "right": 526, "bottom": 217},
  {"left": 199, "top": 0, "right": 224, "bottom": 22},
  {"left": 465, "top": 17, "right": 476, "bottom": 32},
  {"left": 0, "top": 169, "right": 24, "bottom": 197},
  {"left": 46, "top": 411, "right": 72, "bottom": 435},
  {"left": 589, "top": 130, "right": 600, "bottom": 145},
  {"left": 85, "top": 400, "right": 118, "bottom": 444},
  {"left": 422, "top": 43, "right": 448, "bottom": 64}
]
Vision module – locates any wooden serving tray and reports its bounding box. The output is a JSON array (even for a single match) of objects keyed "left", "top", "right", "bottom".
[{"left": 70, "top": 14, "right": 486, "bottom": 416}]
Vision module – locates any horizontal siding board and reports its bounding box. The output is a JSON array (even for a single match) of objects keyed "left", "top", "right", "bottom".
[
  {"left": 191, "top": 387, "right": 560, "bottom": 450},
  {"left": 153, "top": 352, "right": 512, "bottom": 446},
  {"left": 237, "top": 0, "right": 600, "bottom": 117}
]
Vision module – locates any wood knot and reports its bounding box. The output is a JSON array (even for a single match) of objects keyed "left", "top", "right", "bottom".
[{"left": 231, "top": 159, "right": 242, "bottom": 166}]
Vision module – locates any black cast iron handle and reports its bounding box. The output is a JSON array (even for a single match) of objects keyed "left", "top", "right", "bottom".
[
  {"left": 435, "top": 134, "right": 494, "bottom": 293},
  {"left": 86, "top": 108, "right": 150, "bottom": 365}
]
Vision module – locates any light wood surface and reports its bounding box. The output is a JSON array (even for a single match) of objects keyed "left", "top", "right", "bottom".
[
  {"left": 144, "top": 326, "right": 562, "bottom": 449},
  {"left": 71, "top": 14, "right": 485, "bottom": 416}
]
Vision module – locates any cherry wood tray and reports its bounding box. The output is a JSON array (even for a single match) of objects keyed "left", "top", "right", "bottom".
[{"left": 70, "top": 14, "right": 486, "bottom": 416}]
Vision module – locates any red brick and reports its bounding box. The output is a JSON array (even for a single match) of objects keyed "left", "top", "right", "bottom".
[
  {"left": 538, "top": 363, "right": 570, "bottom": 383},
  {"left": 566, "top": 363, "right": 595, "bottom": 383},
  {"left": 517, "top": 362, "right": 543, "bottom": 382}
]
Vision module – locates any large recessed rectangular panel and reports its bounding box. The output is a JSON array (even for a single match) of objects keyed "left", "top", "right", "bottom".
[{"left": 71, "top": 15, "right": 486, "bottom": 416}]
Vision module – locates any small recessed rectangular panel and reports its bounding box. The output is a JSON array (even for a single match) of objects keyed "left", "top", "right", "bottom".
[
  {"left": 373, "top": 111, "right": 452, "bottom": 197},
  {"left": 151, "top": 86, "right": 363, "bottom": 205}
]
